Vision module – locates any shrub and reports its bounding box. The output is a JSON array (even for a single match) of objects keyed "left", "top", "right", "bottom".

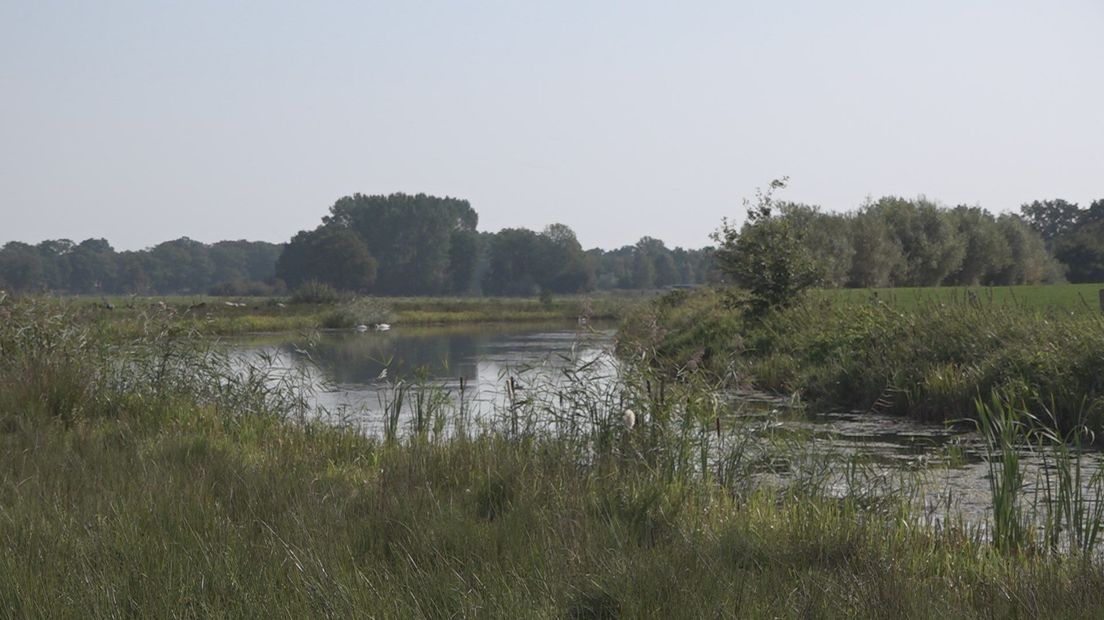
[
  {"left": 290, "top": 280, "right": 342, "bottom": 304},
  {"left": 322, "top": 297, "right": 394, "bottom": 328},
  {"left": 713, "top": 179, "right": 821, "bottom": 314}
]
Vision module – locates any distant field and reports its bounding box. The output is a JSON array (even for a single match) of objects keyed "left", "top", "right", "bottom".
[
  {"left": 818, "top": 282, "right": 1104, "bottom": 312},
  {"left": 45, "top": 292, "right": 650, "bottom": 337}
]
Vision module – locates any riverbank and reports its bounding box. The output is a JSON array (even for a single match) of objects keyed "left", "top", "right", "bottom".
[
  {"left": 56, "top": 293, "right": 645, "bottom": 338},
  {"left": 4, "top": 296, "right": 1104, "bottom": 616},
  {"left": 619, "top": 285, "right": 1104, "bottom": 432}
]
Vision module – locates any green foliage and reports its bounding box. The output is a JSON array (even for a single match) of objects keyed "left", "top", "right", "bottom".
[
  {"left": 705, "top": 193, "right": 1065, "bottom": 291},
  {"left": 1020, "top": 199, "right": 1082, "bottom": 246},
  {"left": 1020, "top": 198, "right": 1104, "bottom": 283},
  {"left": 289, "top": 280, "right": 342, "bottom": 304},
  {"left": 1055, "top": 220, "right": 1104, "bottom": 283},
  {"left": 713, "top": 179, "right": 821, "bottom": 313},
  {"left": 324, "top": 192, "right": 478, "bottom": 295},
  {"left": 5, "top": 298, "right": 1104, "bottom": 615},
  {"left": 0, "top": 237, "right": 285, "bottom": 295},
  {"left": 321, "top": 298, "right": 394, "bottom": 329},
  {"left": 276, "top": 226, "right": 377, "bottom": 291},
  {"left": 591, "top": 242, "right": 715, "bottom": 290},
  {"left": 482, "top": 225, "right": 596, "bottom": 296},
  {"left": 625, "top": 285, "right": 1104, "bottom": 432}
]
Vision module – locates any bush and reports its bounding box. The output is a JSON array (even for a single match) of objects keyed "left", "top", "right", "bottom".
[
  {"left": 713, "top": 179, "right": 820, "bottom": 314},
  {"left": 322, "top": 297, "right": 394, "bottom": 329},
  {"left": 290, "top": 280, "right": 342, "bottom": 304}
]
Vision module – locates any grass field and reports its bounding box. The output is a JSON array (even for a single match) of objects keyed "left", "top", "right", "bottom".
[
  {"left": 820, "top": 282, "right": 1104, "bottom": 312},
  {"left": 51, "top": 292, "right": 647, "bottom": 337},
  {"left": 30, "top": 283, "right": 1104, "bottom": 340},
  {"left": 620, "top": 283, "right": 1104, "bottom": 432}
]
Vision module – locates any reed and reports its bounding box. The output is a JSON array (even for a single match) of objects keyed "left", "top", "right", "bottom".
[
  {"left": 623, "top": 286, "right": 1104, "bottom": 433},
  {"left": 4, "top": 295, "right": 1104, "bottom": 616}
]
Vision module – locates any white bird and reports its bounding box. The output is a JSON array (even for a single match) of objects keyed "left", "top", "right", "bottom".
[
  {"left": 375, "top": 323, "right": 391, "bottom": 331},
  {"left": 355, "top": 324, "right": 369, "bottom": 332},
  {"left": 622, "top": 408, "right": 636, "bottom": 430}
]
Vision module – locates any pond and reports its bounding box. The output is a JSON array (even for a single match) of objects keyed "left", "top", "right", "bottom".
[
  {"left": 231, "top": 321, "right": 618, "bottom": 429},
  {"left": 231, "top": 322, "right": 1104, "bottom": 532}
]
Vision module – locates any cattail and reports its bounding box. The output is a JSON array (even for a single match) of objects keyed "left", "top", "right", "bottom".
[{"left": 622, "top": 408, "right": 636, "bottom": 430}]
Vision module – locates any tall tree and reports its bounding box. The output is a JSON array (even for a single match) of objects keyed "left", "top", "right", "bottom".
[
  {"left": 67, "top": 238, "right": 117, "bottom": 293},
  {"left": 483, "top": 228, "right": 543, "bottom": 296},
  {"left": 0, "top": 242, "right": 46, "bottom": 292},
  {"left": 1020, "top": 199, "right": 1081, "bottom": 247},
  {"left": 540, "top": 224, "right": 594, "bottom": 293},
  {"left": 324, "top": 193, "right": 477, "bottom": 295},
  {"left": 947, "top": 207, "right": 1011, "bottom": 286},
  {"left": 276, "top": 227, "right": 377, "bottom": 291}
]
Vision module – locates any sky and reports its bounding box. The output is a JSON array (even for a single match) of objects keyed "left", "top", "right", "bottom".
[{"left": 1, "top": 0, "right": 1102, "bottom": 251}]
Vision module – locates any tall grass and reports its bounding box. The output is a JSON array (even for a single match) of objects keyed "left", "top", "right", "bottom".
[
  {"left": 4, "top": 295, "right": 1104, "bottom": 616},
  {"left": 624, "top": 287, "right": 1104, "bottom": 433},
  {"left": 974, "top": 393, "right": 1031, "bottom": 552}
]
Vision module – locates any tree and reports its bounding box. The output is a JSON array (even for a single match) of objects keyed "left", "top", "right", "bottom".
[
  {"left": 777, "top": 203, "right": 854, "bottom": 287},
  {"left": 1020, "top": 199, "right": 1081, "bottom": 247},
  {"left": 540, "top": 224, "right": 594, "bottom": 293},
  {"left": 991, "top": 215, "right": 1062, "bottom": 285},
  {"left": 114, "top": 251, "right": 153, "bottom": 294},
  {"left": 36, "top": 239, "right": 74, "bottom": 291},
  {"left": 67, "top": 238, "right": 117, "bottom": 293},
  {"left": 1055, "top": 220, "right": 1104, "bottom": 283},
  {"left": 483, "top": 228, "right": 543, "bottom": 296},
  {"left": 445, "top": 230, "right": 483, "bottom": 294},
  {"left": 947, "top": 206, "right": 1011, "bottom": 286},
  {"left": 713, "top": 179, "right": 820, "bottom": 312},
  {"left": 629, "top": 251, "right": 655, "bottom": 289},
  {"left": 870, "top": 197, "right": 965, "bottom": 286},
  {"left": 324, "top": 193, "right": 478, "bottom": 295},
  {"left": 276, "top": 227, "right": 377, "bottom": 291},
  {"left": 147, "top": 238, "right": 215, "bottom": 293},
  {"left": 1081, "top": 199, "right": 1104, "bottom": 226},
  {"left": 0, "top": 242, "right": 46, "bottom": 292}
]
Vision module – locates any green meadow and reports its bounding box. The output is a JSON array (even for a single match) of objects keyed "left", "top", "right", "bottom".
[{"left": 821, "top": 282, "right": 1104, "bottom": 312}]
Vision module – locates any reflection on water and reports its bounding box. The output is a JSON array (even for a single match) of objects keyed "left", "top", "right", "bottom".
[
  {"left": 231, "top": 321, "right": 617, "bottom": 425},
  {"left": 230, "top": 322, "right": 1104, "bottom": 531}
]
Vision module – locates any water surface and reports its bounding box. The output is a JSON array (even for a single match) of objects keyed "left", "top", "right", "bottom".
[{"left": 231, "top": 322, "right": 1104, "bottom": 531}]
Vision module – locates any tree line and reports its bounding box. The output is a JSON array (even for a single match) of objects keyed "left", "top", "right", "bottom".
[
  {"left": 0, "top": 193, "right": 713, "bottom": 296},
  {"left": 1018, "top": 199, "right": 1104, "bottom": 283},
  {"left": 724, "top": 196, "right": 1073, "bottom": 290},
  {"left": 0, "top": 238, "right": 283, "bottom": 295},
  {"left": 3, "top": 192, "right": 1099, "bottom": 296},
  {"left": 275, "top": 193, "right": 715, "bottom": 296}
]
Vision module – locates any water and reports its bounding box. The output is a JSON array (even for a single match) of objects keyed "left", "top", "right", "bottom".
[
  {"left": 724, "top": 392, "right": 1104, "bottom": 530},
  {"left": 230, "top": 322, "right": 1104, "bottom": 531},
  {"left": 231, "top": 321, "right": 618, "bottom": 430}
]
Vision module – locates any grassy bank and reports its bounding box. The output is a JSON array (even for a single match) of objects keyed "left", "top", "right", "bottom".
[
  {"left": 4, "top": 296, "right": 1104, "bottom": 616},
  {"left": 620, "top": 284, "right": 1104, "bottom": 431},
  {"left": 821, "top": 282, "right": 1104, "bottom": 313},
  {"left": 60, "top": 293, "right": 644, "bottom": 337}
]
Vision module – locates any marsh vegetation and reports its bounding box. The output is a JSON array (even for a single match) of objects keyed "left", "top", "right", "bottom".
[{"left": 5, "top": 293, "right": 1104, "bottom": 616}]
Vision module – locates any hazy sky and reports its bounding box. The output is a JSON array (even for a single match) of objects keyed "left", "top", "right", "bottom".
[{"left": 2, "top": 1, "right": 1101, "bottom": 251}]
